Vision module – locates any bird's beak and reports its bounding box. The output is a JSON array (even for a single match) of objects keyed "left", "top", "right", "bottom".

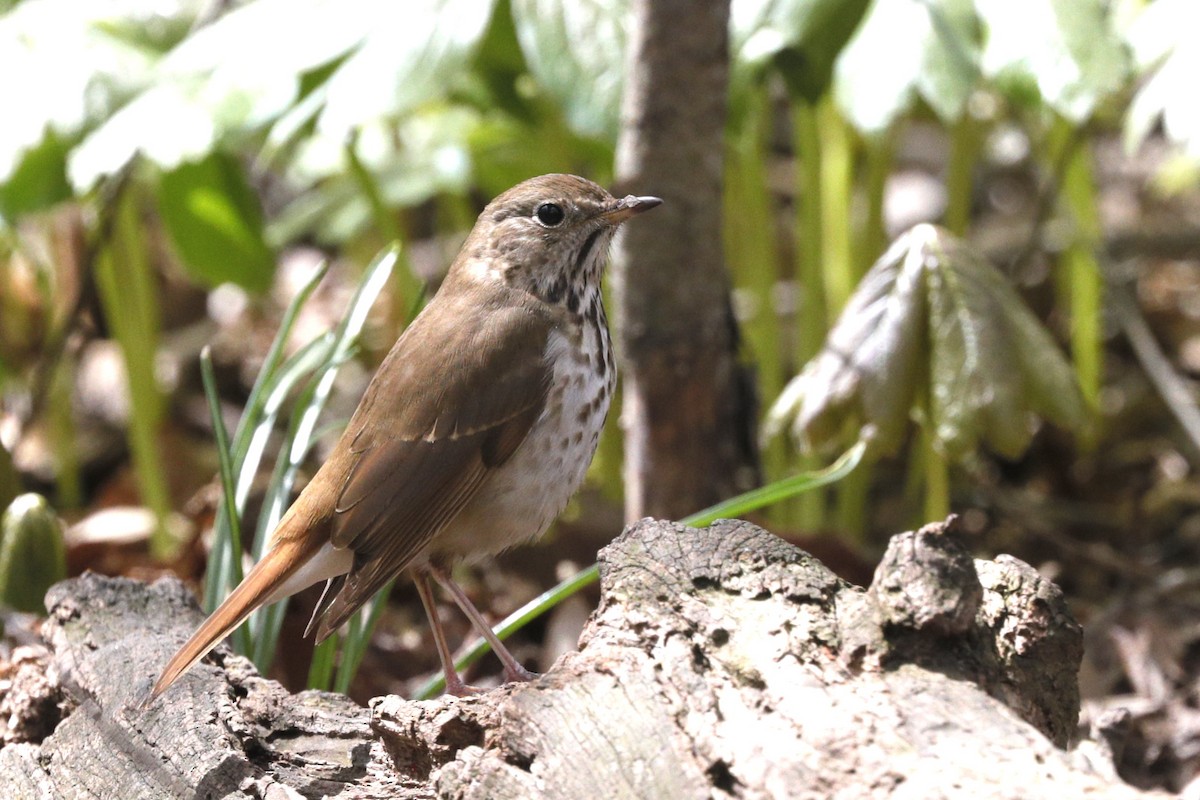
[{"left": 599, "top": 195, "right": 663, "bottom": 225}]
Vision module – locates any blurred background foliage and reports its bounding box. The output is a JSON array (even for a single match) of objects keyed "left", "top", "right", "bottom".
[
  {"left": 6, "top": 0, "right": 1195, "bottom": 527},
  {"left": 3, "top": 0, "right": 1200, "bottom": 750}
]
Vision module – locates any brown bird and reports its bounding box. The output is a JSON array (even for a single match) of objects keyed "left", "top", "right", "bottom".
[{"left": 151, "top": 174, "right": 661, "bottom": 699}]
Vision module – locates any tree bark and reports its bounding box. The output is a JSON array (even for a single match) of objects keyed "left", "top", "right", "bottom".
[
  {"left": 612, "top": 0, "right": 759, "bottom": 521},
  {"left": 0, "top": 518, "right": 1162, "bottom": 798}
]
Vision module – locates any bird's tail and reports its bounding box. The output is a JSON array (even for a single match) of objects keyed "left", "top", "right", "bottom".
[{"left": 149, "top": 526, "right": 326, "bottom": 702}]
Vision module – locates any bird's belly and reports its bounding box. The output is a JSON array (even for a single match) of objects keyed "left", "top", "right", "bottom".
[{"left": 429, "top": 343, "right": 612, "bottom": 562}]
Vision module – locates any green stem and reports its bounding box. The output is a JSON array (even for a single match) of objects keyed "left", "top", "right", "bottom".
[
  {"left": 789, "top": 98, "right": 829, "bottom": 531},
  {"left": 921, "top": 391, "right": 950, "bottom": 522},
  {"left": 833, "top": 132, "right": 892, "bottom": 539},
  {"left": 817, "top": 96, "right": 856, "bottom": 317},
  {"left": 93, "top": 185, "right": 172, "bottom": 556},
  {"left": 1054, "top": 121, "right": 1103, "bottom": 438},
  {"left": 944, "top": 115, "right": 979, "bottom": 236},
  {"left": 862, "top": 131, "right": 892, "bottom": 267},
  {"left": 726, "top": 85, "right": 785, "bottom": 507}
]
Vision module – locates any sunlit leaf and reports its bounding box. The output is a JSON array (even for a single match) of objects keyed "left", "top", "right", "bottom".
[
  {"left": 510, "top": 0, "right": 628, "bottom": 141},
  {"left": 733, "top": 0, "right": 871, "bottom": 104},
  {"left": 1124, "top": 0, "right": 1200, "bottom": 164},
  {"left": 157, "top": 151, "right": 274, "bottom": 291},
  {"left": 0, "top": 0, "right": 198, "bottom": 178},
  {"left": 977, "top": 0, "right": 1129, "bottom": 122},
  {"left": 69, "top": 83, "right": 217, "bottom": 190},
  {"left": 275, "top": 109, "right": 478, "bottom": 244},
  {"left": 768, "top": 224, "right": 1087, "bottom": 461},
  {"left": 317, "top": 0, "right": 495, "bottom": 139},
  {"left": 833, "top": 0, "right": 978, "bottom": 134},
  {"left": 0, "top": 0, "right": 199, "bottom": 185}
]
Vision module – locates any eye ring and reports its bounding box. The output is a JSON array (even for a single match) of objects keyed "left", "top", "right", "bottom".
[{"left": 535, "top": 202, "right": 566, "bottom": 227}]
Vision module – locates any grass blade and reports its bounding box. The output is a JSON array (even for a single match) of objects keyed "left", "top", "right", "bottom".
[
  {"left": 243, "top": 246, "right": 397, "bottom": 674},
  {"left": 205, "top": 261, "right": 330, "bottom": 612},
  {"left": 199, "top": 345, "right": 251, "bottom": 655}
]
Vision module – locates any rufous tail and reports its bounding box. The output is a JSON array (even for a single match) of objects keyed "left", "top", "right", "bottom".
[{"left": 149, "top": 533, "right": 322, "bottom": 702}]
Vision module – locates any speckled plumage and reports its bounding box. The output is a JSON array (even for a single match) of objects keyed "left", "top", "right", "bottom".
[{"left": 152, "top": 174, "right": 660, "bottom": 699}]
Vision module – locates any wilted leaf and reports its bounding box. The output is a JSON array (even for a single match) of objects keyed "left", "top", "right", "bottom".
[
  {"left": 833, "top": 0, "right": 978, "bottom": 134},
  {"left": 768, "top": 224, "right": 1087, "bottom": 461},
  {"left": 1124, "top": 0, "right": 1200, "bottom": 164},
  {"left": 0, "top": 493, "right": 67, "bottom": 614},
  {"left": 157, "top": 151, "right": 275, "bottom": 292},
  {"left": 977, "top": 0, "right": 1129, "bottom": 122}
]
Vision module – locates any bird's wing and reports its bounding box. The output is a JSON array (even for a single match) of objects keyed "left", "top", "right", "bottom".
[{"left": 312, "top": 290, "right": 555, "bottom": 639}]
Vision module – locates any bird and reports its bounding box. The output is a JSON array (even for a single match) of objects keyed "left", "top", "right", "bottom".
[{"left": 151, "top": 174, "right": 662, "bottom": 699}]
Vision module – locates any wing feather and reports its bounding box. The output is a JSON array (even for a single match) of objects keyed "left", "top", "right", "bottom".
[{"left": 308, "top": 282, "right": 558, "bottom": 639}]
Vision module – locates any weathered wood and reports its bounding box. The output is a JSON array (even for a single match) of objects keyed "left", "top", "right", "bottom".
[
  {"left": 0, "top": 518, "right": 1163, "bottom": 798},
  {"left": 375, "top": 518, "right": 1158, "bottom": 799},
  {"left": 0, "top": 573, "right": 412, "bottom": 799}
]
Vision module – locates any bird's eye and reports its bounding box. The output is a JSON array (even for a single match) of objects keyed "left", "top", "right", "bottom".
[{"left": 535, "top": 202, "right": 565, "bottom": 227}]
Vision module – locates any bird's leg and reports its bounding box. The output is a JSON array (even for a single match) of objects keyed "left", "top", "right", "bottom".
[
  {"left": 413, "top": 569, "right": 476, "bottom": 696},
  {"left": 431, "top": 566, "right": 537, "bottom": 684}
]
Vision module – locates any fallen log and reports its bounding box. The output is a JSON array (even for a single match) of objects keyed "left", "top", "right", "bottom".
[{"left": 0, "top": 517, "right": 1162, "bottom": 798}]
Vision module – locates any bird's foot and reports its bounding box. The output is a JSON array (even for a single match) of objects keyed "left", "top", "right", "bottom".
[
  {"left": 443, "top": 677, "right": 485, "bottom": 697},
  {"left": 503, "top": 664, "right": 538, "bottom": 684}
]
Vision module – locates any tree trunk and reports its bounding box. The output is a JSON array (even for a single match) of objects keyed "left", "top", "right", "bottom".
[
  {"left": 0, "top": 517, "right": 1161, "bottom": 798},
  {"left": 612, "top": 0, "right": 759, "bottom": 521}
]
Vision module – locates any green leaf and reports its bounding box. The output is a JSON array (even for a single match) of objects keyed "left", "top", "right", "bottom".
[
  {"left": 768, "top": 224, "right": 1088, "bottom": 460},
  {"left": 833, "top": 0, "right": 978, "bottom": 134},
  {"left": 317, "top": 0, "right": 496, "bottom": 139},
  {"left": 0, "top": 0, "right": 195, "bottom": 187},
  {"left": 732, "top": 0, "right": 871, "bottom": 103},
  {"left": 0, "top": 493, "right": 67, "bottom": 614},
  {"left": 976, "top": 0, "right": 1130, "bottom": 122},
  {"left": 246, "top": 246, "right": 396, "bottom": 673},
  {"left": 0, "top": 129, "right": 71, "bottom": 221},
  {"left": 1124, "top": 0, "right": 1200, "bottom": 163},
  {"left": 157, "top": 151, "right": 274, "bottom": 292},
  {"left": 510, "top": 0, "right": 628, "bottom": 141}
]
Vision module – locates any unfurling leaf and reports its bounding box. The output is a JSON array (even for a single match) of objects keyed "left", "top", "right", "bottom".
[
  {"left": 0, "top": 493, "right": 67, "bottom": 614},
  {"left": 767, "top": 224, "right": 1088, "bottom": 461}
]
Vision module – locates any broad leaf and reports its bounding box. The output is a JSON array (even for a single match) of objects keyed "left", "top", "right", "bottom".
[
  {"left": 0, "top": 0, "right": 200, "bottom": 189},
  {"left": 976, "top": 0, "right": 1129, "bottom": 122},
  {"left": 768, "top": 225, "right": 1087, "bottom": 461},
  {"left": 317, "top": 0, "right": 496, "bottom": 139},
  {"left": 833, "top": 0, "right": 978, "bottom": 134},
  {"left": 510, "top": 0, "right": 628, "bottom": 141},
  {"left": 1124, "top": 0, "right": 1200, "bottom": 164},
  {"left": 157, "top": 151, "right": 274, "bottom": 291},
  {"left": 0, "top": 129, "right": 71, "bottom": 221}
]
